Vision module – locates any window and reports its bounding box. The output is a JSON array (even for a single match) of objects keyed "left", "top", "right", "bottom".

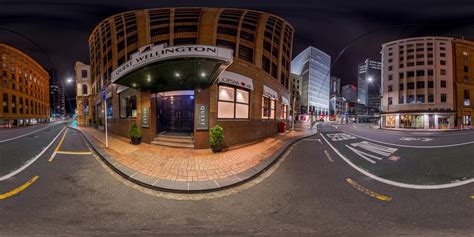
[
  {"left": 388, "top": 74, "right": 393, "bottom": 81},
  {"left": 441, "top": 93, "right": 447, "bottom": 103},
  {"left": 399, "top": 72, "right": 404, "bottom": 79},
  {"left": 388, "top": 85, "right": 393, "bottom": 92},
  {"left": 217, "top": 85, "right": 250, "bottom": 119},
  {"left": 262, "top": 96, "right": 275, "bottom": 119},
  {"left": 428, "top": 94, "right": 434, "bottom": 103},
  {"left": 388, "top": 66, "right": 393, "bottom": 71},
  {"left": 417, "top": 94, "right": 425, "bottom": 103},
  {"left": 82, "top": 84, "right": 88, "bottom": 95},
  {"left": 399, "top": 95, "right": 404, "bottom": 104},
  {"left": 262, "top": 56, "right": 270, "bottom": 73},
  {"left": 388, "top": 97, "right": 393, "bottom": 105},
  {"left": 280, "top": 104, "right": 288, "bottom": 119},
  {"left": 464, "top": 76, "right": 470, "bottom": 83},
  {"left": 119, "top": 89, "right": 137, "bottom": 118},
  {"left": 81, "top": 70, "right": 88, "bottom": 78},
  {"left": 408, "top": 95, "right": 414, "bottom": 103},
  {"left": 440, "top": 69, "right": 446, "bottom": 75},
  {"left": 217, "top": 26, "right": 237, "bottom": 36},
  {"left": 399, "top": 83, "right": 404, "bottom": 91},
  {"left": 407, "top": 71, "right": 414, "bottom": 77},
  {"left": 174, "top": 25, "right": 198, "bottom": 33},
  {"left": 440, "top": 80, "right": 447, "bottom": 88},
  {"left": 428, "top": 69, "right": 433, "bottom": 76},
  {"left": 173, "top": 38, "right": 197, "bottom": 45},
  {"left": 239, "top": 45, "right": 254, "bottom": 63},
  {"left": 464, "top": 66, "right": 469, "bottom": 73},
  {"left": 416, "top": 70, "right": 425, "bottom": 77},
  {"left": 428, "top": 81, "right": 434, "bottom": 88},
  {"left": 440, "top": 60, "right": 446, "bottom": 65},
  {"left": 19, "top": 97, "right": 23, "bottom": 114},
  {"left": 416, "top": 81, "right": 425, "bottom": 89},
  {"left": 407, "top": 82, "right": 415, "bottom": 89},
  {"left": 2, "top": 93, "right": 8, "bottom": 113},
  {"left": 11, "top": 95, "right": 16, "bottom": 113}
]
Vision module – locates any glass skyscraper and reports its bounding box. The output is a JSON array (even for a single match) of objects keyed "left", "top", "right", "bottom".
[{"left": 291, "top": 47, "right": 331, "bottom": 117}]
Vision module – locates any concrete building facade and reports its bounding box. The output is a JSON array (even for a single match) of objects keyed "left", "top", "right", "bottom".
[
  {"left": 453, "top": 39, "right": 474, "bottom": 127},
  {"left": 75, "top": 61, "right": 93, "bottom": 126}
]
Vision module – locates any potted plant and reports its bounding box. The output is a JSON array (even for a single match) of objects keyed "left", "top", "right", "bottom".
[
  {"left": 209, "top": 125, "right": 224, "bottom": 153},
  {"left": 129, "top": 122, "right": 142, "bottom": 145},
  {"left": 98, "top": 117, "right": 104, "bottom": 131}
]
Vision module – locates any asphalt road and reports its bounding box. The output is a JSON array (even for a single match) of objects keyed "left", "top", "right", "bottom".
[{"left": 0, "top": 124, "right": 473, "bottom": 236}]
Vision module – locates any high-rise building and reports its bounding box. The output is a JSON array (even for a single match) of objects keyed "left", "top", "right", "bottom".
[
  {"left": 0, "top": 44, "right": 50, "bottom": 127},
  {"left": 357, "top": 59, "right": 381, "bottom": 113},
  {"left": 453, "top": 39, "right": 474, "bottom": 127},
  {"left": 48, "top": 68, "right": 62, "bottom": 117},
  {"left": 75, "top": 61, "right": 92, "bottom": 126},
  {"left": 381, "top": 37, "right": 455, "bottom": 129},
  {"left": 291, "top": 47, "right": 331, "bottom": 118},
  {"left": 341, "top": 84, "right": 357, "bottom": 103},
  {"left": 330, "top": 76, "right": 341, "bottom": 98}
]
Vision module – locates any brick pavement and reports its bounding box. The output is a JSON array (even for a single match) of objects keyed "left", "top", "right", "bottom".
[{"left": 78, "top": 125, "right": 316, "bottom": 183}]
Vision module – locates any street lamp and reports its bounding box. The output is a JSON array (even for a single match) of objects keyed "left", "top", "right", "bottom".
[{"left": 367, "top": 77, "right": 382, "bottom": 129}]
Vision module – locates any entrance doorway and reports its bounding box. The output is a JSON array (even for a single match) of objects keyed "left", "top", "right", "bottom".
[{"left": 157, "top": 91, "right": 194, "bottom": 134}]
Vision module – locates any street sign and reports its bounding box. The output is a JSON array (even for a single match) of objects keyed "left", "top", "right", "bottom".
[{"left": 102, "top": 88, "right": 106, "bottom": 101}]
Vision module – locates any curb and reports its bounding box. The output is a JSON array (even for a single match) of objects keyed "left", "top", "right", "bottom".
[{"left": 69, "top": 126, "right": 317, "bottom": 193}]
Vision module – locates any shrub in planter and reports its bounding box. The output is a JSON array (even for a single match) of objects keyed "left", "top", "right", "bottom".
[
  {"left": 129, "top": 122, "right": 142, "bottom": 145},
  {"left": 209, "top": 125, "right": 224, "bottom": 153}
]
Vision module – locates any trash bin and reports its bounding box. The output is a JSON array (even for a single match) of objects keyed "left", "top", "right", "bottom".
[{"left": 278, "top": 122, "right": 286, "bottom": 133}]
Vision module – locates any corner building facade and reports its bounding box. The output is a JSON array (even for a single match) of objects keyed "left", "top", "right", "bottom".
[
  {"left": 0, "top": 44, "right": 50, "bottom": 127},
  {"left": 88, "top": 8, "right": 294, "bottom": 148},
  {"left": 381, "top": 37, "right": 455, "bottom": 130}
]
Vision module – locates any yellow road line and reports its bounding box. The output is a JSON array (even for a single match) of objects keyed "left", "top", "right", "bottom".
[
  {"left": 55, "top": 151, "right": 92, "bottom": 155},
  {"left": 0, "top": 176, "right": 39, "bottom": 200},
  {"left": 324, "top": 150, "right": 334, "bottom": 162},
  {"left": 470, "top": 195, "right": 474, "bottom": 200},
  {"left": 345, "top": 178, "right": 392, "bottom": 202},
  {"left": 49, "top": 128, "right": 68, "bottom": 162}
]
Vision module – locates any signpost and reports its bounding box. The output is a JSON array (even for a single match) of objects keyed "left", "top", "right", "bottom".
[
  {"left": 102, "top": 88, "right": 108, "bottom": 148},
  {"left": 141, "top": 107, "right": 150, "bottom": 128}
]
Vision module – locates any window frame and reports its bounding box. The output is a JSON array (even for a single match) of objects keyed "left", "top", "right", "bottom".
[{"left": 217, "top": 84, "right": 251, "bottom": 120}]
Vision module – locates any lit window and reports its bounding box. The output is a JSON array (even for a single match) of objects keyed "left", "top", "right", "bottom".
[
  {"left": 119, "top": 89, "right": 137, "bottom": 118},
  {"left": 280, "top": 104, "right": 288, "bottom": 119},
  {"left": 217, "top": 85, "right": 250, "bottom": 119},
  {"left": 262, "top": 96, "right": 275, "bottom": 119}
]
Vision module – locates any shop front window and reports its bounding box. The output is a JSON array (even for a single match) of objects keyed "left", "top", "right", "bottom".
[
  {"left": 217, "top": 85, "right": 250, "bottom": 119},
  {"left": 464, "top": 113, "right": 471, "bottom": 125},
  {"left": 119, "top": 89, "right": 137, "bottom": 118},
  {"left": 106, "top": 97, "right": 112, "bottom": 119},
  {"left": 262, "top": 96, "right": 275, "bottom": 119},
  {"left": 280, "top": 104, "right": 288, "bottom": 119},
  {"left": 400, "top": 114, "right": 424, "bottom": 129},
  {"left": 385, "top": 115, "right": 396, "bottom": 128}
]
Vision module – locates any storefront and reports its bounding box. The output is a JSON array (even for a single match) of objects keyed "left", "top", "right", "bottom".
[{"left": 382, "top": 112, "right": 456, "bottom": 130}]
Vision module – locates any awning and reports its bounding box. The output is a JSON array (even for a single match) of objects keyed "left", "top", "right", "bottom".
[
  {"left": 263, "top": 85, "right": 278, "bottom": 100},
  {"left": 218, "top": 71, "right": 254, "bottom": 90},
  {"left": 281, "top": 96, "right": 289, "bottom": 105},
  {"left": 110, "top": 43, "right": 233, "bottom": 92}
]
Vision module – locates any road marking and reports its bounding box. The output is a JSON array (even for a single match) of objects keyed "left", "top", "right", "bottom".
[
  {"left": 320, "top": 133, "right": 474, "bottom": 189},
  {"left": 0, "top": 124, "right": 55, "bottom": 143},
  {"left": 342, "top": 130, "right": 474, "bottom": 149},
  {"left": 0, "top": 126, "right": 66, "bottom": 181},
  {"left": 345, "top": 178, "right": 392, "bottom": 202},
  {"left": 0, "top": 176, "right": 39, "bottom": 200},
  {"left": 470, "top": 195, "right": 474, "bottom": 200},
  {"left": 49, "top": 128, "right": 68, "bottom": 162},
  {"left": 326, "top": 133, "right": 357, "bottom": 141},
  {"left": 351, "top": 141, "right": 397, "bottom": 157},
  {"left": 399, "top": 137, "right": 433, "bottom": 142},
  {"left": 302, "top": 138, "right": 321, "bottom": 143},
  {"left": 346, "top": 145, "right": 377, "bottom": 163},
  {"left": 55, "top": 151, "right": 92, "bottom": 155},
  {"left": 323, "top": 150, "right": 334, "bottom": 162}
]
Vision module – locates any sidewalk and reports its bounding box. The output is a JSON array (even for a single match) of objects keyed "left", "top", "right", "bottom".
[{"left": 74, "top": 125, "right": 317, "bottom": 192}]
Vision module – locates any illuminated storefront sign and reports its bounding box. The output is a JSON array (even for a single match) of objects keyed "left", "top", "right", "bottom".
[
  {"left": 112, "top": 44, "right": 233, "bottom": 82},
  {"left": 218, "top": 71, "right": 254, "bottom": 90}
]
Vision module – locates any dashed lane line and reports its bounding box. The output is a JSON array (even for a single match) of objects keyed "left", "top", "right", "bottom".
[
  {"left": 345, "top": 178, "right": 392, "bottom": 202},
  {"left": 0, "top": 126, "right": 66, "bottom": 181},
  {"left": 320, "top": 133, "right": 474, "bottom": 189},
  {"left": 55, "top": 151, "right": 92, "bottom": 155},
  {"left": 323, "top": 150, "right": 334, "bottom": 162},
  {"left": 0, "top": 176, "right": 39, "bottom": 200}
]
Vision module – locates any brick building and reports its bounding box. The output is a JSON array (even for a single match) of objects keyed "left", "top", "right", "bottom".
[
  {"left": 88, "top": 8, "right": 294, "bottom": 148},
  {"left": 0, "top": 44, "right": 50, "bottom": 127}
]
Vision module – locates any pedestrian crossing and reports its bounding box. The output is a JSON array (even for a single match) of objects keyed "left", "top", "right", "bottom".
[{"left": 347, "top": 141, "right": 398, "bottom": 164}]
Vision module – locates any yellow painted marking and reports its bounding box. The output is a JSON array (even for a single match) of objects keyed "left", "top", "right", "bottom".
[
  {"left": 49, "top": 128, "right": 68, "bottom": 162},
  {"left": 56, "top": 151, "right": 92, "bottom": 155},
  {"left": 0, "top": 176, "right": 39, "bottom": 200},
  {"left": 345, "top": 178, "right": 392, "bottom": 202},
  {"left": 324, "top": 150, "right": 334, "bottom": 162},
  {"left": 470, "top": 195, "right": 474, "bottom": 200}
]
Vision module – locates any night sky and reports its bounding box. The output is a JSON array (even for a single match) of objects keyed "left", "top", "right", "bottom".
[{"left": 2, "top": 0, "right": 474, "bottom": 112}]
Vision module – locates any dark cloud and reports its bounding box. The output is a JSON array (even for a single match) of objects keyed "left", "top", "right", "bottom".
[{"left": 1, "top": 0, "right": 474, "bottom": 96}]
